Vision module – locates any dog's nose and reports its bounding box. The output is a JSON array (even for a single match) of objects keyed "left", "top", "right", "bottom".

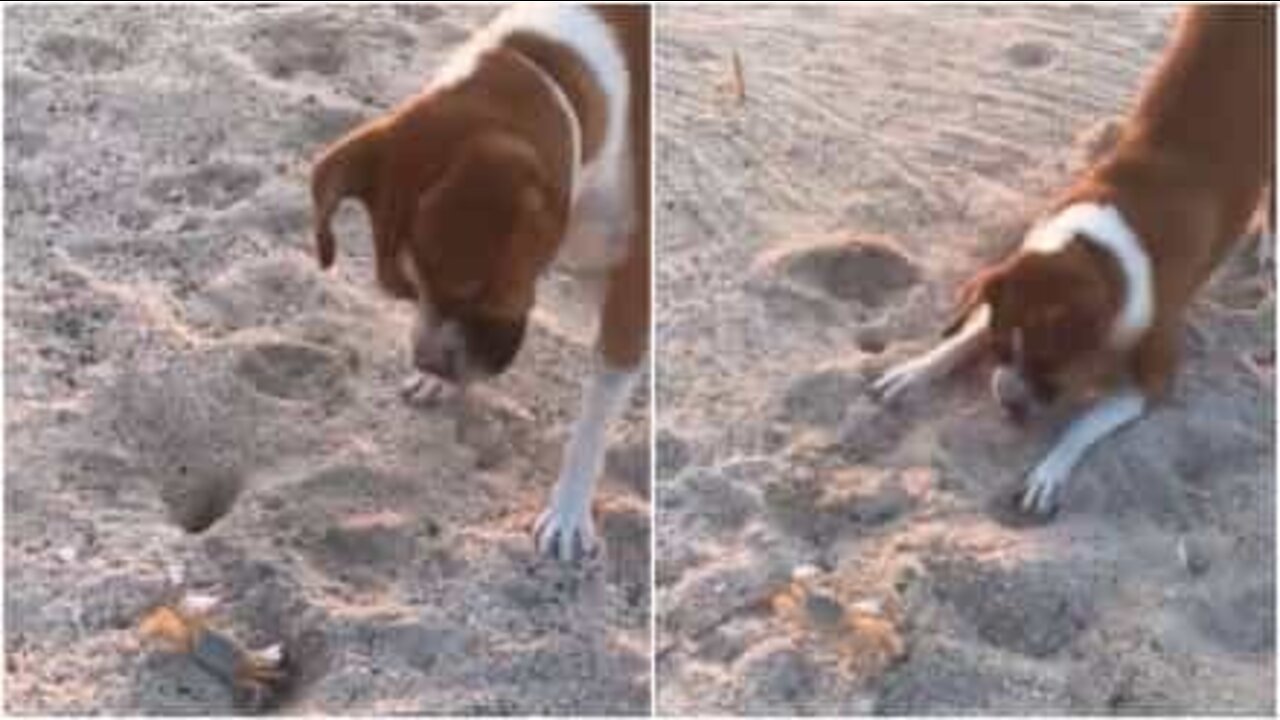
[{"left": 991, "top": 365, "right": 1033, "bottom": 423}]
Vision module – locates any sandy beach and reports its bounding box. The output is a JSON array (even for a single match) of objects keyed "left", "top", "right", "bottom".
[
  {"left": 4, "top": 3, "right": 1275, "bottom": 716},
  {"left": 5, "top": 5, "right": 650, "bottom": 714},
  {"left": 655, "top": 5, "right": 1274, "bottom": 714}
]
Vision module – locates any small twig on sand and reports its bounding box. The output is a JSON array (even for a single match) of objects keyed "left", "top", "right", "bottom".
[{"left": 730, "top": 50, "right": 746, "bottom": 104}]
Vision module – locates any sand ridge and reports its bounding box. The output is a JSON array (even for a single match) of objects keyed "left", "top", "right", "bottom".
[{"left": 5, "top": 5, "right": 650, "bottom": 714}]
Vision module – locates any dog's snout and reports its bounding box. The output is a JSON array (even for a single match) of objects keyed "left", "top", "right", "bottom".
[{"left": 464, "top": 316, "right": 527, "bottom": 376}]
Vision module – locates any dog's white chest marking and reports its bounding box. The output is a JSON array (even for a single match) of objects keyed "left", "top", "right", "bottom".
[
  {"left": 1023, "top": 202, "right": 1154, "bottom": 349},
  {"left": 434, "top": 4, "right": 635, "bottom": 274}
]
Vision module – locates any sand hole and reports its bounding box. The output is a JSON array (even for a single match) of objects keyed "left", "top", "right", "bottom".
[
  {"left": 754, "top": 234, "right": 919, "bottom": 309},
  {"left": 1005, "top": 40, "right": 1055, "bottom": 69},
  {"left": 856, "top": 328, "right": 887, "bottom": 354},
  {"left": 160, "top": 465, "right": 245, "bottom": 533},
  {"left": 103, "top": 348, "right": 327, "bottom": 534},
  {"left": 104, "top": 362, "right": 267, "bottom": 533}
]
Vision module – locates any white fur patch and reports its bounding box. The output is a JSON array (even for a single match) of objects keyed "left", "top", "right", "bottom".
[
  {"left": 431, "top": 4, "right": 636, "bottom": 274},
  {"left": 1022, "top": 202, "right": 1153, "bottom": 349}
]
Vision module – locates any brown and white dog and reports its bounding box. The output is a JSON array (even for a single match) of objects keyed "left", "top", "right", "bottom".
[
  {"left": 875, "top": 6, "right": 1274, "bottom": 515},
  {"left": 310, "top": 4, "right": 650, "bottom": 561}
]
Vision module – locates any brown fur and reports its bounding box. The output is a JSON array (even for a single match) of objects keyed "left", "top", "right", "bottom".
[
  {"left": 959, "top": 5, "right": 1274, "bottom": 402},
  {"left": 504, "top": 30, "right": 609, "bottom": 166},
  {"left": 311, "top": 48, "right": 574, "bottom": 315},
  {"left": 310, "top": 4, "right": 650, "bottom": 371},
  {"left": 596, "top": 5, "right": 651, "bottom": 368}
]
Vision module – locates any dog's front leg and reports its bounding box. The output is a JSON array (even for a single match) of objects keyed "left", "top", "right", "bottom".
[
  {"left": 534, "top": 363, "right": 637, "bottom": 562},
  {"left": 1020, "top": 387, "right": 1146, "bottom": 515},
  {"left": 873, "top": 304, "right": 991, "bottom": 403},
  {"left": 535, "top": 230, "right": 648, "bottom": 563}
]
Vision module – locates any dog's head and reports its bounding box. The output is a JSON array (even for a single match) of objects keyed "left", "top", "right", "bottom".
[
  {"left": 309, "top": 82, "right": 567, "bottom": 384},
  {"left": 946, "top": 240, "right": 1122, "bottom": 419}
]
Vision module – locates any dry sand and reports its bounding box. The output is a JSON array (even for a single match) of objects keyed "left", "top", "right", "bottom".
[
  {"left": 5, "top": 5, "right": 649, "bottom": 714},
  {"left": 656, "top": 5, "right": 1274, "bottom": 714}
]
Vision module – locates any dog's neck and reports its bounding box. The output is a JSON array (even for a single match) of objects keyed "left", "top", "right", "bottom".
[
  {"left": 506, "top": 47, "right": 583, "bottom": 201},
  {"left": 1024, "top": 202, "right": 1154, "bottom": 349}
]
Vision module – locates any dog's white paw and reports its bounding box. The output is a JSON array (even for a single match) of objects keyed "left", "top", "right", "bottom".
[
  {"left": 533, "top": 502, "right": 598, "bottom": 564},
  {"left": 1020, "top": 461, "right": 1065, "bottom": 516},
  {"left": 872, "top": 358, "right": 930, "bottom": 404},
  {"left": 399, "top": 372, "right": 449, "bottom": 407}
]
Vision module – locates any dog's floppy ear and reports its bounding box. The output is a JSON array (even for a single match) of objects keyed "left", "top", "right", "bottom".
[
  {"left": 942, "top": 265, "right": 1003, "bottom": 336},
  {"left": 310, "top": 119, "right": 387, "bottom": 269},
  {"left": 409, "top": 134, "right": 562, "bottom": 309}
]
